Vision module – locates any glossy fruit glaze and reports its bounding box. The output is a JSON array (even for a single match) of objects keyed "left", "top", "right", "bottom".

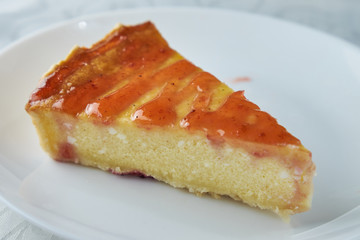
[{"left": 26, "top": 21, "right": 300, "bottom": 146}]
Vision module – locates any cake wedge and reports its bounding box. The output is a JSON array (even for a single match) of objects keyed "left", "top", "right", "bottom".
[{"left": 25, "top": 21, "right": 315, "bottom": 218}]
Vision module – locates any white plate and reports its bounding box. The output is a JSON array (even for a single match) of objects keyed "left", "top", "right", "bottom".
[{"left": 1, "top": 7, "right": 360, "bottom": 240}]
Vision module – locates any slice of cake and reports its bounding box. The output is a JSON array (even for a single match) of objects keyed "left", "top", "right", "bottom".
[{"left": 25, "top": 21, "right": 315, "bottom": 218}]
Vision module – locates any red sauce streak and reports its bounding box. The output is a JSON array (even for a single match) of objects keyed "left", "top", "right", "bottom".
[
  {"left": 27, "top": 21, "right": 301, "bottom": 147},
  {"left": 131, "top": 60, "right": 214, "bottom": 126},
  {"left": 181, "top": 91, "right": 301, "bottom": 145},
  {"left": 84, "top": 51, "right": 186, "bottom": 121},
  {"left": 28, "top": 22, "right": 173, "bottom": 118},
  {"left": 52, "top": 72, "right": 124, "bottom": 116},
  {"left": 30, "top": 23, "right": 153, "bottom": 103},
  {"left": 232, "top": 76, "right": 251, "bottom": 83},
  {"left": 59, "top": 31, "right": 173, "bottom": 116}
]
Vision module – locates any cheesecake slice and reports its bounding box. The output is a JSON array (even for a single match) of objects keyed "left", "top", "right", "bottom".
[{"left": 25, "top": 21, "right": 315, "bottom": 218}]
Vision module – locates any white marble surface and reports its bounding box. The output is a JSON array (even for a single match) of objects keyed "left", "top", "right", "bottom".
[{"left": 0, "top": 0, "right": 359, "bottom": 239}]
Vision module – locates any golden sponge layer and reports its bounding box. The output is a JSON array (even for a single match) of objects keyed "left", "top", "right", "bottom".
[{"left": 28, "top": 109, "right": 314, "bottom": 218}]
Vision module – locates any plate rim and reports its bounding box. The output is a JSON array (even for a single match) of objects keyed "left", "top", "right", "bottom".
[{"left": 1, "top": 6, "right": 360, "bottom": 57}]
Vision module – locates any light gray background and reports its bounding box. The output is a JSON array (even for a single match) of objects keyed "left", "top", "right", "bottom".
[{"left": 0, "top": 0, "right": 359, "bottom": 239}]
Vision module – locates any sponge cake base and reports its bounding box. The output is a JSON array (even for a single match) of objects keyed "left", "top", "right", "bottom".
[{"left": 29, "top": 110, "right": 314, "bottom": 218}]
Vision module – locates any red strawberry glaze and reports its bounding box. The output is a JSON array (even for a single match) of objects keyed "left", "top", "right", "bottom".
[
  {"left": 26, "top": 21, "right": 302, "bottom": 148},
  {"left": 55, "top": 142, "right": 77, "bottom": 162},
  {"left": 110, "top": 169, "right": 153, "bottom": 179}
]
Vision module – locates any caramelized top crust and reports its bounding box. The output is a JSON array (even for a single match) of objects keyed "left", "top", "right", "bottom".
[{"left": 26, "top": 21, "right": 301, "bottom": 146}]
